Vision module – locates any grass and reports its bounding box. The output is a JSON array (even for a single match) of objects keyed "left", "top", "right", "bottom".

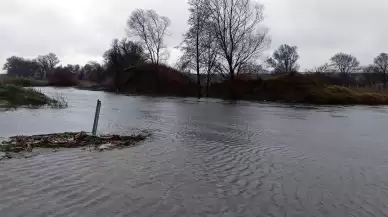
[
  {"left": 306, "top": 86, "right": 388, "bottom": 105},
  {"left": 49, "top": 93, "right": 68, "bottom": 108},
  {"left": 0, "top": 84, "right": 68, "bottom": 108},
  {"left": 264, "top": 75, "right": 388, "bottom": 105},
  {"left": 209, "top": 74, "right": 388, "bottom": 105}
]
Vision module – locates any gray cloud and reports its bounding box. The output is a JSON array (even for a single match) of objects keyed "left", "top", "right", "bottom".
[
  {"left": 262, "top": 0, "right": 388, "bottom": 69},
  {"left": 0, "top": 0, "right": 387, "bottom": 72}
]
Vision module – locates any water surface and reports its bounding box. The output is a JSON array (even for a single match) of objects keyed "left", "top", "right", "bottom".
[{"left": 1, "top": 87, "right": 388, "bottom": 216}]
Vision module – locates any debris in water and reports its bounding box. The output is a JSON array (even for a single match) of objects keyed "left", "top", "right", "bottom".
[{"left": 0, "top": 132, "right": 148, "bottom": 158}]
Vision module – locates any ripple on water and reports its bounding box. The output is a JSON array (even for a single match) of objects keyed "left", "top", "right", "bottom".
[{"left": 1, "top": 88, "right": 388, "bottom": 216}]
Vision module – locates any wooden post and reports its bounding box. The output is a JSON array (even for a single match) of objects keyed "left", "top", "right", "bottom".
[{"left": 92, "top": 100, "right": 101, "bottom": 136}]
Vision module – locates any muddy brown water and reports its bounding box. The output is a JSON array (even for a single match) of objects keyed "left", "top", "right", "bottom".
[{"left": 1, "top": 87, "right": 388, "bottom": 216}]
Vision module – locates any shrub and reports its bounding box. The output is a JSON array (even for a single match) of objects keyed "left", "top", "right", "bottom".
[
  {"left": 48, "top": 71, "right": 79, "bottom": 87},
  {"left": 116, "top": 63, "right": 197, "bottom": 96},
  {"left": 49, "top": 93, "right": 68, "bottom": 108}
]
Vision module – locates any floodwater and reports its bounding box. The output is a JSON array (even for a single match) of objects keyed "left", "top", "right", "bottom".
[{"left": 1, "top": 87, "right": 388, "bottom": 216}]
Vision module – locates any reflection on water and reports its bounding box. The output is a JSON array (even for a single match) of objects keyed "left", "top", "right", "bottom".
[{"left": 1, "top": 87, "right": 388, "bottom": 216}]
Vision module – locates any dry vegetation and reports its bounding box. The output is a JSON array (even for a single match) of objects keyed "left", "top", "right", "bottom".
[
  {"left": 0, "top": 132, "right": 148, "bottom": 158},
  {"left": 209, "top": 74, "right": 388, "bottom": 105}
]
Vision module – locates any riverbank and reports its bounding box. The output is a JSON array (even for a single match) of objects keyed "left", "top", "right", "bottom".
[
  {"left": 80, "top": 74, "right": 388, "bottom": 105},
  {"left": 0, "top": 132, "right": 148, "bottom": 160},
  {"left": 4, "top": 72, "right": 388, "bottom": 105},
  {"left": 209, "top": 75, "right": 388, "bottom": 105}
]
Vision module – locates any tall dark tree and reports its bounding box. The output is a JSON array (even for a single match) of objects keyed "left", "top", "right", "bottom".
[
  {"left": 201, "top": 28, "right": 219, "bottom": 96},
  {"left": 103, "top": 38, "right": 146, "bottom": 91},
  {"left": 330, "top": 53, "right": 360, "bottom": 76},
  {"left": 182, "top": 0, "right": 210, "bottom": 97},
  {"left": 373, "top": 53, "right": 388, "bottom": 88},
  {"left": 83, "top": 61, "right": 105, "bottom": 82},
  {"left": 267, "top": 44, "right": 300, "bottom": 74}
]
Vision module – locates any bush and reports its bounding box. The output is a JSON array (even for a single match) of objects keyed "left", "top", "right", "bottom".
[
  {"left": 209, "top": 79, "right": 263, "bottom": 99},
  {"left": 114, "top": 63, "right": 197, "bottom": 96},
  {"left": 48, "top": 71, "right": 79, "bottom": 87},
  {"left": 49, "top": 93, "right": 68, "bottom": 108}
]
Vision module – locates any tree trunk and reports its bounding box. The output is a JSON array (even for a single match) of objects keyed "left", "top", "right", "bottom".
[
  {"left": 115, "top": 70, "right": 120, "bottom": 93},
  {"left": 196, "top": 33, "right": 202, "bottom": 98},
  {"left": 384, "top": 72, "right": 386, "bottom": 89},
  {"left": 206, "top": 69, "right": 211, "bottom": 97},
  {"left": 229, "top": 67, "right": 235, "bottom": 82}
]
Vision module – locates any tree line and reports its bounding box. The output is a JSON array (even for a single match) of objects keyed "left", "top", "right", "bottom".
[
  {"left": 2, "top": 38, "right": 147, "bottom": 84},
  {"left": 3, "top": 0, "right": 388, "bottom": 92},
  {"left": 267, "top": 44, "right": 388, "bottom": 87}
]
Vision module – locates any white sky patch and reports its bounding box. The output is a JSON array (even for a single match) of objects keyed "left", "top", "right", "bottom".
[{"left": 0, "top": 0, "right": 388, "bottom": 73}]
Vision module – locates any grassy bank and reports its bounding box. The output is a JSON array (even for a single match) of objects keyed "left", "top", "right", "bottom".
[
  {"left": 0, "top": 84, "right": 67, "bottom": 108},
  {"left": 264, "top": 75, "right": 388, "bottom": 105},
  {"left": 80, "top": 71, "right": 388, "bottom": 105},
  {"left": 5, "top": 67, "right": 388, "bottom": 105},
  {"left": 209, "top": 74, "right": 388, "bottom": 105}
]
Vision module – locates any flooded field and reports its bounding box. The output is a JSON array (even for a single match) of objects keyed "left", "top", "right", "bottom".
[{"left": 1, "top": 87, "right": 388, "bottom": 216}]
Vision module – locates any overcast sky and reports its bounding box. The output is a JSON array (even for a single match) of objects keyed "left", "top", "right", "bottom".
[{"left": 0, "top": 0, "right": 387, "bottom": 72}]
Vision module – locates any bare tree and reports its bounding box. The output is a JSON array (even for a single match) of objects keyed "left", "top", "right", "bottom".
[
  {"left": 238, "top": 62, "right": 266, "bottom": 78},
  {"left": 330, "top": 53, "right": 360, "bottom": 76},
  {"left": 361, "top": 65, "right": 378, "bottom": 87},
  {"left": 127, "top": 9, "right": 170, "bottom": 65},
  {"left": 373, "top": 53, "right": 388, "bottom": 88},
  {"left": 308, "top": 63, "right": 332, "bottom": 74},
  {"left": 182, "top": 0, "right": 211, "bottom": 97},
  {"left": 36, "top": 53, "right": 60, "bottom": 79},
  {"left": 267, "top": 44, "right": 299, "bottom": 74},
  {"left": 207, "top": 0, "right": 270, "bottom": 82},
  {"left": 201, "top": 27, "right": 219, "bottom": 96}
]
